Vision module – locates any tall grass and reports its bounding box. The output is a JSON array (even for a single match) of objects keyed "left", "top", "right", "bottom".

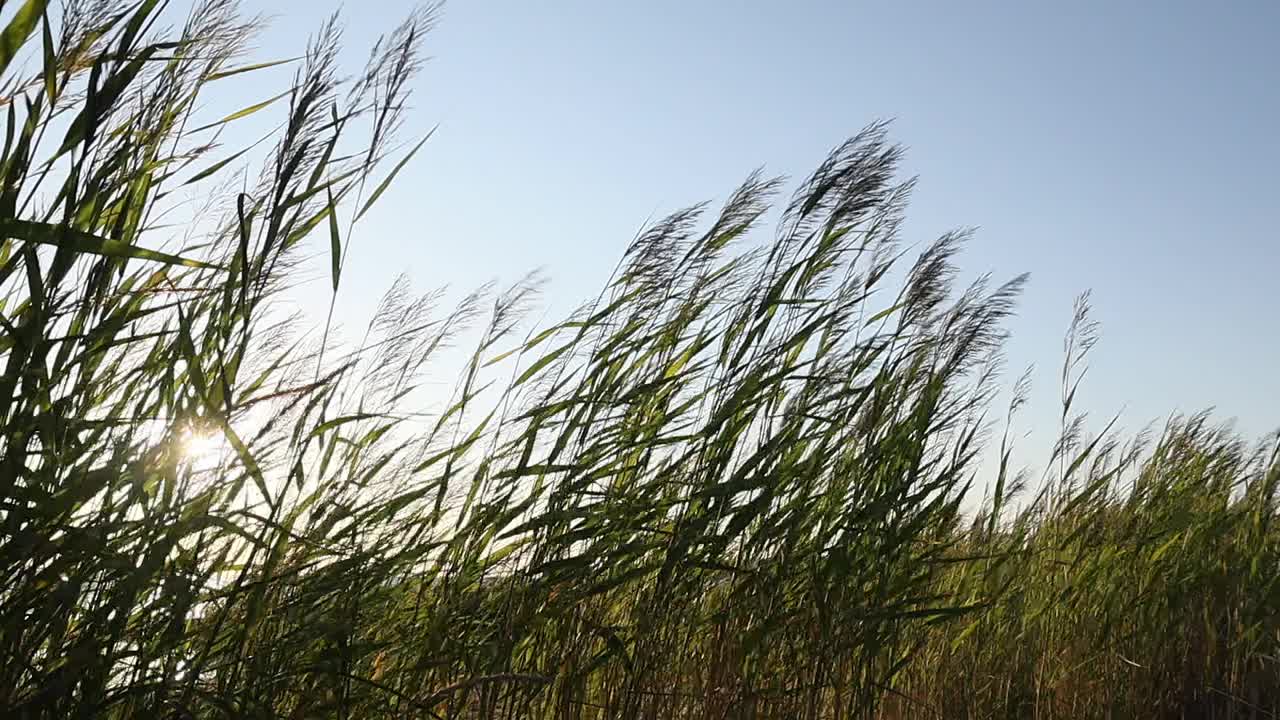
[{"left": 0, "top": 3, "right": 1275, "bottom": 718}]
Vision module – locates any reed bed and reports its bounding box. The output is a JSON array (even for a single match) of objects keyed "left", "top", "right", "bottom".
[{"left": 0, "top": 3, "right": 1275, "bottom": 718}]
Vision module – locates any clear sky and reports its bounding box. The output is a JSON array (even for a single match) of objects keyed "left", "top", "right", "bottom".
[{"left": 238, "top": 0, "right": 1277, "bottom": 464}]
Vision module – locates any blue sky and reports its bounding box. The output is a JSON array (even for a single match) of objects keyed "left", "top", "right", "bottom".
[{"left": 236, "top": 0, "right": 1277, "bottom": 466}]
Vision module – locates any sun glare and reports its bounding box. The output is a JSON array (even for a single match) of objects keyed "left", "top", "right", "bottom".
[{"left": 180, "top": 426, "right": 226, "bottom": 465}]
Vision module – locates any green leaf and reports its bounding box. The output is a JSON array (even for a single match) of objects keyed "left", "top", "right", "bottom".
[
  {"left": 355, "top": 127, "right": 435, "bottom": 220},
  {"left": 0, "top": 0, "right": 48, "bottom": 78},
  {"left": 307, "top": 413, "right": 378, "bottom": 440},
  {"left": 40, "top": 11, "right": 55, "bottom": 103},
  {"left": 1151, "top": 531, "right": 1183, "bottom": 563},
  {"left": 282, "top": 204, "right": 332, "bottom": 249},
  {"left": 182, "top": 145, "right": 254, "bottom": 186},
  {"left": 280, "top": 166, "right": 359, "bottom": 211},
  {"left": 186, "top": 89, "right": 291, "bottom": 134},
  {"left": 513, "top": 342, "right": 573, "bottom": 387},
  {"left": 864, "top": 301, "right": 903, "bottom": 326},
  {"left": 207, "top": 56, "right": 301, "bottom": 82},
  {"left": 327, "top": 187, "right": 340, "bottom": 291},
  {"left": 118, "top": 0, "right": 162, "bottom": 53},
  {"left": 0, "top": 218, "right": 220, "bottom": 269},
  {"left": 483, "top": 325, "right": 564, "bottom": 368}
]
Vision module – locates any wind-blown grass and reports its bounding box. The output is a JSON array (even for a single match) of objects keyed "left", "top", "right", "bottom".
[{"left": 0, "top": 3, "right": 1275, "bottom": 718}]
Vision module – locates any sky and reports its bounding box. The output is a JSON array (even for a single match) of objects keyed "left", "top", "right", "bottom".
[{"left": 213, "top": 0, "right": 1277, "bottom": 472}]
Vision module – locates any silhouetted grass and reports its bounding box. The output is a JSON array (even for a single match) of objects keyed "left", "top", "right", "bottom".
[{"left": 0, "top": 3, "right": 1275, "bottom": 718}]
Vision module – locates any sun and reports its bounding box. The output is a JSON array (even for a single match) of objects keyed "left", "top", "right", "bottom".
[{"left": 180, "top": 426, "right": 226, "bottom": 465}]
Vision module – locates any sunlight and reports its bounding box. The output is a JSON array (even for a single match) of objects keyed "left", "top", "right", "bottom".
[{"left": 180, "top": 426, "right": 226, "bottom": 466}]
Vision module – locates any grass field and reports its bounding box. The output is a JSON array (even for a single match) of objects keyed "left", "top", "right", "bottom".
[{"left": 0, "top": 3, "right": 1276, "bottom": 718}]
